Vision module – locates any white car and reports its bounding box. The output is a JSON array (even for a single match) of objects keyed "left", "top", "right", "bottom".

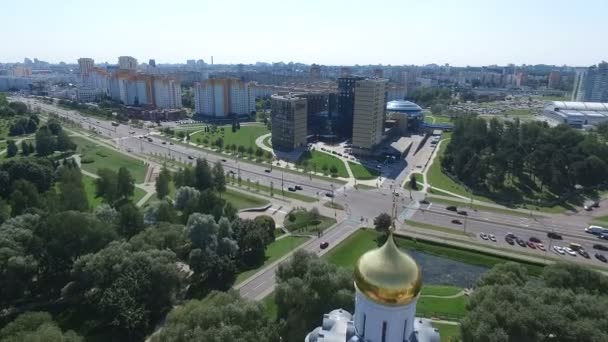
[
  {"left": 489, "top": 234, "right": 496, "bottom": 242},
  {"left": 480, "top": 233, "right": 488, "bottom": 240},
  {"left": 553, "top": 246, "right": 565, "bottom": 255},
  {"left": 564, "top": 247, "right": 577, "bottom": 256}
]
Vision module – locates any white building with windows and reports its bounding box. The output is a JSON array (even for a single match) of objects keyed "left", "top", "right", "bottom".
[
  {"left": 193, "top": 78, "right": 255, "bottom": 117},
  {"left": 305, "top": 232, "right": 440, "bottom": 342},
  {"left": 154, "top": 78, "right": 182, "bottom": 109}
]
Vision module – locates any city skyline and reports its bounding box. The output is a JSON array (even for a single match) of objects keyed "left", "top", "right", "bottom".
[{"left": 2, "top": 0, "right": 608, "bottom": 67}]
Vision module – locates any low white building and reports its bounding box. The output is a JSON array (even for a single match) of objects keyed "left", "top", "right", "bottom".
[{"left": 543, "top": 101, "right": 608, "bottom": 127}]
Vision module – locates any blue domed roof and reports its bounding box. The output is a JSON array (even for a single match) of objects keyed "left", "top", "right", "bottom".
[{"left": 386, "top": 100, "right": 422, "bottom": 112}]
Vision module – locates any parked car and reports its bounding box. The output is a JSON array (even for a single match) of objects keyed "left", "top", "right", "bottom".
[
  {"left": 451, "top": 219, "right": 462, "bottom": 225},
  {"left": 320, "top": 242, "right": 329, "bottom": 249},
  {"left": 505, "top": 236, "right": 515, "bottom": 245},
  {"left": 288, "top": 187, "right": 296, "bottom": 192},
  {"left": 325, "top": 192, "right": 335, "bottom": 198},
  {"left": 526, "top": 241, "right": 537, "bottom": 249},
  {"left": 578, "top": 249, "right": 590, "bottom": 259},
  {"left": 489, "top": 234, "right": 496, "bottom": 242},
  {"left": 547, "top": 232, "right": 563, "bottom": 240},
  {"left": 553, "top": 246, "right": 565, "bottom": 255},
  {"left": 295, "top": 185, "right": 303, "bottom": 190},
  {"left": 457, "top": 210, "right": 468, "bottom": 216},
  {"left": 536, "top": 243, "right": 546, "bottom": 251},
  {"left": 516, "top": 238, "right": 526, "bottom": 247},
  {"left": 446, "top": 206, "right": 458, "bottom": 212},
  {"left": 599, "top": 234, "right": 608, "bottom": 240},
  {"left": 506, "top": 232, "right": 516, "bottom": 239},
  {"left": 419, "top": 199, "right": 430, "bottom": 204},
  {"left": 480, "top": 233, "right": 488, "bottom": 240},
  {"left": 593, "top": 244, "right": 608, "bottom": 251},
  {"left": 529, "top": 237, "right": 542, "bottom": 243},
  {"left": 564, "top": 247, "right": 577, "bottom": 256},
  {"left": 595, "top": 253, "right": 607, "bottom": 263}
]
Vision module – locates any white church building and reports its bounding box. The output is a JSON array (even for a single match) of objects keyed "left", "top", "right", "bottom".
[{"left": 305, "top": 233, "right": 440, "bottom": 342}]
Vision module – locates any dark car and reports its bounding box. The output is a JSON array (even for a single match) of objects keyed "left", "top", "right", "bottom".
[
  {"left": 295, "top": 185, "right": 303, "bottom": 191},
  {"left": 516, "top": 238, "right": 527, "bottom": 247},
  {"left": 320, "top": 242, "right": 329, "bottom": 249},
  {"left": 162, "top": 141, "right": 166, "bottom": 145},
  {"left": 169, "top": 142, "right": 174, "bottom": 145},
  {"left": 457, "top": 210, "right": 468, "bottom": 216},
  {"left": 419, "top": 199, "right": 430, "bottom": 204},
  {"left": 187, "top": 156, "right": 194, "bottom": 160},
  {"left": 221, "top": 159, "right": 227, "bottom": 162},
  {"left": 529, "top": 236, "right": 542, "bottom": 243},
  {"left": 228, "top": 170, "right": 236, "bottom": 174},
  {"left": 264, "top": 169, "right": 272, "bottom": 173},
  {"left": 325, "top": 192, "right": 335, "bottom": 198},
  {"left": 451, "top": 219, "right": 462, "bottom": 225},
  {"left": 288, "top": 187, "right": 296, "bottom": 192},
  {"left": 505, "top": 236, "right": 515, "bottom": 245},
  {"left": 595, "top": 253, "right": 607, "bottom": 263},
  {"left": 446, "top": 206, "right": 458, "bottom": 212},
  {"left": 547, "top": 232, "right": 563, "bottom": 240},
  {"left": 526, "top": 241, "right": 536, "bottom": 249},
  {"left": 578, "top": 249, "right": 590, "bottom": 259},
  {"left": 593, "top": 244, "right": 608, "bottom": 251},
  {"left": 600, "top": 234, "right": 608, "bottom": 240}
]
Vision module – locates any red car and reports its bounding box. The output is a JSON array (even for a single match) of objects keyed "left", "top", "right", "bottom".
[{"left": 526, "top": 241, "right": 537, "bottom": 249}]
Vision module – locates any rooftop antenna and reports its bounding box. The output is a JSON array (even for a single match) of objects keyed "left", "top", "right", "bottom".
[{"left": 211, "top": 56, "right": 214, "bottom": 65}]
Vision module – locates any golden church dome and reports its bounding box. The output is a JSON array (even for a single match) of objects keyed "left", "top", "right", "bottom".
[{"left": 354, "top": 233, "right": 422, "bottom": 306}]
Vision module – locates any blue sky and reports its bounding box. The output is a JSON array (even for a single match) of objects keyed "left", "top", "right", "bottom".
[{"left": 1, "top": 0, "right": 607, "bottom": 66}]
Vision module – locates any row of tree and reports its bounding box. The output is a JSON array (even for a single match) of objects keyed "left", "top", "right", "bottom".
[{"left": 443, "top": 117, "right": 608, "bottom": 200}]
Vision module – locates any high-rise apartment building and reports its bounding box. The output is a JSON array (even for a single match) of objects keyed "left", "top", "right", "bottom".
[
  {"left": 572, "top": 62, "right": 608, "bottom": 102},
  {"left": 270, "top": 93, "right": 308, "bottom": 151},
  {"left": 193, "top": 78, "right": 255, "bottom": 117},
  {"left": 118, "top": 56, "right": 138, "bottom": 70},
  {"left": 78, "top": 58, "right": 95, "bottom": 79},
  {"left": 8, "top": 66, "right": 32, "bottom": 77},
  {"left": 548, "top": 71, "right": 561, "bottom": 89},
  {"left": 337, "top": 76, "right": 364, "bottom": 138},
  {"left": 310, "top": 64, "right": 321, "bottom": 80},
  {"left": 352, "top": 79, "right": 388, "bottom": 151},
  {"left": 153, "top": 78, "right": 182, "bottom": 109}
]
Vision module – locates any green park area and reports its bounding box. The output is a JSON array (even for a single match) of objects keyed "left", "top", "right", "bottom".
[
  {"left": 425, "top": 115, "right": 453, "bottom": 125},
  {"left": 404, "top": 172, "right": 424, "bottom": 189},
  {"left": 348, "top": 162, "right": 379, "bottom": 180},
  {"left": 299, "top": 150, "right": 348, "bottom": 178},
  {"left": 73, "top": 136, "right": 148, "bottom": 183},
  {"left": 432, "top": 323, "right": 461, "bottom": 342},
  {"left": 283, "top": 208, "right": 336, "bottom": 233},
  {"left": 81, "top": 175, "right": 146, "bottom": 208},
  {"left": 189, "top": 124, "right": 270, "bottom": 151},
  {"left": 222, "top": 189, "right": 269, "bottom": 210},
  {"left": 235, "top": 235, "right": 310, "bottom": 284}
]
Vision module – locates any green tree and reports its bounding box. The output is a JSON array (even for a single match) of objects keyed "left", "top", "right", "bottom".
[
  {"left": 118, "top": 202, "right": 144, "bottom": 238},
  {"left": 129, "top": 222, "right": 190, "bottom": 259},
  {"left": 373, "top": 212, "right": 392, "bottom": 232},
  {"left": 34, "top": 126, "right": 55, "bottom": 156},
  {"left": 194, "top": 158, "right": 213, "bottom": 191},
  {"left": 0, "top": 311, "right": 83, "bottom": 342},
  {"left": 409, "top": 173, "right": 418, "bottom": 190},
  {"left": 20, "top": 140, "right": 32, "bottom": 156},
  {"left": 152, "top": 291, "right": 279, "bottom": 342},
  {"left": 212, "top": 161, "right": 226, "bottom": 193},
  {"left": 155, "top": 164, "right": 171, "bottom": 200},
  {"left": 275, "top": 250, "right": 354, "bottom": 342},
  {"left": 6, "top": 140, "right": 17, "bottom": 157},
  {"left": 55, "top": 130, "right": 76, "bottom": 151},
  {"left": 253, "top": 215, "right": 276, "bottom": 245},
  {"left": 10, "top": 180, "right": 43, "bottom": 215},
  {"left": 95, "top": 168, "right": 119, "bottom": 204},
  {"left": 117, "top": 167, "right": 135, "bottom": 200},
  {"left": 57, "top": 164, "right": 89, "bottom": 212}
]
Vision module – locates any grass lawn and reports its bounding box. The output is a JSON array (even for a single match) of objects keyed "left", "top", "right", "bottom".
[
  {"left": 189, "top": 124, "right": 270, "bottom": 151},
  {"left": 325, "top": 229, "right": 544, "bottom": 275},
  {"left": 73, "top": 136, "right": 148, "bottom": 183},
  {"left": 420, "top": 285, "right": 462, "bottom": 297},
  {"left": 283, "top": 208, "right": 336, "bottom": 233},
  {"left": 404, "top": 172, "right": 424, "bottom": 189},
  {"left": 300, "top": 150, "right": 348, "bottom": 178},
  {"left": 425, "top": 115, "right": 453, "bottom": 125},
  {"left": 222, "top": 189, "right": 269, "bottom": 210},
  {"left": 262, "top": 292, "right": 278, "bottom": 320},
  {"left": 349, "top": 162, "right": 379, "bottom": 180},
  {"left": 433, "top": 323, "right": 461, "bottom": 342},
  {"left": 404, "top": 219, "right": 472, "bottom": 237},
  {"left": 417, "top": 295, "right": 467, "bottom": 320},
  {"left": 235, "top": 236, "right": 310, "bottom": 284}
]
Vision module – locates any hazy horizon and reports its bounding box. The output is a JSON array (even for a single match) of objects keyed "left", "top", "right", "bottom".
[{"left": 2, "top": 0, "right": 607, "bottom": 67}]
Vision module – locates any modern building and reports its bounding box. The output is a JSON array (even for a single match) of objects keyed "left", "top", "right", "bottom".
[
  {"left": 9, "top": 66, "right": 32, "bottom": 77},
  {"left": 270, "top": 93, "right": 308, "bottom": 151},
  {"left": 337, "top": 76, "right": 364, "bottom": 138},
  {"left": 193, "top": 78, "right": 255, "bottom": 117},
  {"left": 548, "top": 71, "right": 561, "bottom": 89},
  {"left": 78, "top": 58, "right": 94, "bottom": 79},
  {"left": 515, "top": 71, "right": 527, "bottom": 87},
  {"left": 352, "top": 79, "right": 388, "bottom": 152},
  {"left": 153, "top": 77, "right": 183, "bottom": 109},
  {"left": 386, "top": 100, "right": 423, "bottom": 132},
  {"left": 305, "top": 232, "right": 440, "bottom": 342},
  {"left": 572, "top": 62, "right": 608, "bottom": 102},
  {"left": 310, "top": 64, "right": 322, "bottom": 80},
  {"left": 118, "top": 56, "right": 138, "bottom": 70},
  {"left": 543, "top": 101, "right": 608, "bottom": 127}
]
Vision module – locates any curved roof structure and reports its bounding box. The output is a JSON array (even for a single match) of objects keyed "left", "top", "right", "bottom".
[
  {"left": 548, "top": 101, "right": 608, "bottom": 111},
  {"left": 386, "top": 100, "right": 422, "bottom": 113}
]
